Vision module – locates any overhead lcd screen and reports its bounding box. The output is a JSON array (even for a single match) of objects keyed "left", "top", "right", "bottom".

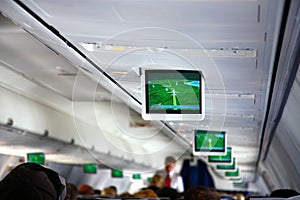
[
  {"left": 142, "top": 69, "right": 205, "bottom": 121},
  {"left": 225, "top": 168, "right": 240, "bottom": 177},
  {"left": 208, "top": 147, "right": 232, "bottom": 163},
  {"left": 132, "top": 174, "right": 141, "bottom": 180},
  {"left": 193, "top": 130, "right": 226, "bottom": 156},
  {"left": 83, "top": 163, "right": 97, "bottom": 174},
  {"left": 26, "top": 152, "right": 45, "bottom": 165},
  {"left": 111, "top": 169, "right": 123, "bottom": 178},
  {"left": 216, "top": 158, "right": 236, "bottom": 170}
]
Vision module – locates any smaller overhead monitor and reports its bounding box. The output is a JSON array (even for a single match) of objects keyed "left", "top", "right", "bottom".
[
  {"left": 230, "top": 177, "right": 243, "bottom": 183},
  {"left": 224, "top": 168, "right": 240, "bottom": 179},
  {"left": 83, "top": 163, "right": 97, "bottom": 174},
  {"left": 26, "top": 152, "right": 45, "bottom": 165},
  {"left": 193, "top": 130, "right": 227, "bottom": 156},
  {"left": 216, "top": 157, "right": 236, "bottom": 170},
  {"left": 111, "top": 169, "right": 123, "bottom": 178},
  {"left": 141, "top": 69, "right": 205, "bottom": 121},
  {"left": 132, "top": 174, "right": 142, "bottom": 180},
  {"left": 208, "top": 147, "right": 232, "bottom": 164}
]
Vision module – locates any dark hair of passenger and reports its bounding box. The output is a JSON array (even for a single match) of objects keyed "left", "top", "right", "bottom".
[
  {"left": 156, "top": 186, "right": 181, "bottom": 199},
  {"left": 134, "top": 188, "right": 158, "bottom": 198},
  {"left": 78, "top": 184, "right": 94, "bottom": 195},
  {"left": 0, "top": 162, "right": 66, "bottom": 200},
  {"left": 184, "top": 185, "right": 219, "bottom": 200},
  {"left": 270, "top": 189, "right": 300, "bottom": 198},
  {"left": 66, "top": 183, "right": 78, "bottom": 200}
]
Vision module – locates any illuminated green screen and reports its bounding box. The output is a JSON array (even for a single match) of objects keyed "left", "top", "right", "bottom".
[
  {"left": 146, "top": 70, "right": 202, "bottom": 114},
  {"left": 27, "top": 152, "right": 45, "bottom": 165},
  {"left": 194, "top": 130, "right": 226, "bottom": 153},
  {"left": 111, "top": 169, "right": 123, "bottom": 178},
  {"left": 83, "top": 163, "right": 97, "bottom": 174},
  {"left": 132, "top": 174, "right": 141, "bottom": 179},
  {"left": 225, "top": 168, "right": 240, "bottom": 177},
  {"left": 216, "top": 158, "right": 236, "bottom": 170},
  {"left": 208, "top": 147, "right": 232, "bottom": 162},
  {"left": 230, "top": 177, "right": 243, "bottom": 181}
]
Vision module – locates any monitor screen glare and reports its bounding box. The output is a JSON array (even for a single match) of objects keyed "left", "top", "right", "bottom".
[
  {"left": 193, "top": 130, "right": 226, "bottom": 156},
  {"left": 142, "top": 69, "right": 205, "bottom": 121}
]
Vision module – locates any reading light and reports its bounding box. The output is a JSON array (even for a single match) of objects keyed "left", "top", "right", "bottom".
[
  {"left": 112, "top": 71, "right": 128, "bottom": 75},
  {"left": 103, "top": 45, "right": 125, "bottom": 51},
  {"left": 80, "top": 42, "right": 95, "bottom": 52}
]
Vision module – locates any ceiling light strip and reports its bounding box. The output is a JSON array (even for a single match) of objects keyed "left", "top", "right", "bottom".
[{"left": 79, "top": 42, "right": 257, "bottom": 58}]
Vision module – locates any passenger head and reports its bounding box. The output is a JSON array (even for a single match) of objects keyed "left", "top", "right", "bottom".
[
  {"left": 93, "top": 189, "right": 101, "bottom": 195},
  {"left": 235, "top": 193, "right": 245, "bottom": 200},
  {"left": 101, "top": 186, "right": 117, "bottom": 197},
  {"left": 66, "top": 183, "right": 78, "bottom": 200},
  {"left": 270, "top": 189, "right": 299, "bottom": 198},
  {"left": 157, "top": 187, "right": 181, "bottom": 199},
  {"left": 0, "top": 162, "right": 66, "bottom": 200},
  {"left": 78, "top": 184, "right": 94, "bottom": 195},
  {"left": 108, "top": 185, "right": 117, "bottom": 196},
  {"left": 134, "top": 189, "right": 158, "bottom": 198},
  {"left": 184, "top": 185, "right": 219, "bottom": 200},
  {"left": 150, "top": 173, "right": 164, "bottom": 188},
  {"left": 119, "top": 191, "right": 135, "bottom": 197},
  {"left": 165, "top": 156, "right": 177, "bottom": 173}
]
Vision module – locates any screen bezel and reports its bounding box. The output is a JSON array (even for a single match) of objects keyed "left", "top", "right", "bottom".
[
  {"left": 141, "top": 69, "right": 205, "bottom": 121},
  {"left": 193, "top": 130, "right": 227, "bottom": 156}
]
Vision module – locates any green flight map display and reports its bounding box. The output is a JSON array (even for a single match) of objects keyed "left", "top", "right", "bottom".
[
  {"left": 146, "top": 70, "right": 201, "bottom": 113},
  {"left": 193, "top": 130, "right": 226, "bottom": 156}
]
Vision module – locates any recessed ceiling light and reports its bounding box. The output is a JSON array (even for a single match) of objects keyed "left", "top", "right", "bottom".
[{"left": 112, "top": 71, "right": 128, "bottom": 75}]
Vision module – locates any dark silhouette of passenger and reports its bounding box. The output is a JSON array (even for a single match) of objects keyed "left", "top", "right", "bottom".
[
  {"left": 184, "top": 185, "right": 219, "bottom": 200},
  {"left": 270, "top": 189, "right": 299, "bottom": 198},
  {"left": 78, "top": 184, "right": 94, "bottom": 195},
  {"left": 119, "top": 191, "right": 135, "bottom": 197},
  {"left": 66, "top": 183, "right": 78, "bottom": 200},
  {"left": 147, "top": 173, "right": 164, "bottom": 193},
  {"left": 134, "top": 189, "right": 158, "bottom": 198},
  {"left": 156, "top": 186, "right": 181, "bottom": 199},
  {"left": 0, "top": 162, "right": 67, "bottom": 200},
  {"left": 101, "top": 186, "right": 117, "bottom": 197},
  {"left": 93, "top": 189, "right": 101, "bottom": 195}
]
